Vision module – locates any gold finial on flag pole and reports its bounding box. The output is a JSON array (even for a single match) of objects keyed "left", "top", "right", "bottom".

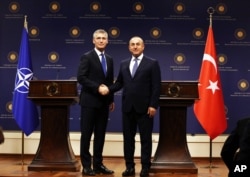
[
  {"left": 207, "top": 7, "right": 215, "bottom": 27},
  {"left": 24, "top": 15, "right": 28, "bottom": 31}
]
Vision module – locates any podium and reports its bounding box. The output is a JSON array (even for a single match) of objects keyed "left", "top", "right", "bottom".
[
  {"left": 28, "top": 80, "right": 81, "bottom": 171},
  {"left": 150, "top": 81, "right": 198, "bottom": 174}
]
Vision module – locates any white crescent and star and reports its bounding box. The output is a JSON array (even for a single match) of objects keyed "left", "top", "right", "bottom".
[
  {"left": 200, "top": 53, "right": 220, "bottom": 94},
  {"left": 203, "top": 53, "right": 217, "bottom": 73}
]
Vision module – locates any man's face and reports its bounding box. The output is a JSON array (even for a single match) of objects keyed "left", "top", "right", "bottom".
[
  {"left": 128, "top": 37, "right": 144, "bottom": 57},
  {"left": 93, "top": 33, "right": 108, "bottom": 51}
]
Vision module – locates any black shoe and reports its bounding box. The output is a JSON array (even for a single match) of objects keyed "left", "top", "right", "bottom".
[
  {"left": 122, "top": 168, "right": 135, "bottom": 176},
  {"left": 94, "top": 164, "right": 114, "bottom": 174},
  {"left": 82, "top": 168, "right": 96, "bottom": 176},
  {"left": 140, "top": 168, "right": 149, "bottom": 177}
]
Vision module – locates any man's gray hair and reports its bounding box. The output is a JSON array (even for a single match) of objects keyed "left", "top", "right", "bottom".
[{"left": 93, "top": 29, "right": 108, "bottom": 39}]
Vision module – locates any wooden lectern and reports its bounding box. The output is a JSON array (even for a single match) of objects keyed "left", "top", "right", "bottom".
[
  {"left": 150, "top": 81, "right": 198, "bottom": 174},
  {"left": 28, "top": 80, "right": 81, "bottom": 171}
]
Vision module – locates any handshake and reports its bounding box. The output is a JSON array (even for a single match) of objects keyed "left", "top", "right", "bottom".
[{"left": 98, "top": 84, "right": 109, "bottom": 95}]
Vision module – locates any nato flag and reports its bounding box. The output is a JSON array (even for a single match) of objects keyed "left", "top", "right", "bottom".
[{"left": 12, "top": 17, "right": 39, "bottom": 136}]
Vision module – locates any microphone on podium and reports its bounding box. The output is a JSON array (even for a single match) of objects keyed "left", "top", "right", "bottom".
[{"left": 56, "top": 69, "right": 60, "bottom": 79}]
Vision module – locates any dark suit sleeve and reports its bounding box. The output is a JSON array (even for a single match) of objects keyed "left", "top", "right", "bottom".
[
  {"left": 106, "top": 54, "right": 115, "bottom": 103},
  {"left": 221, "top": 118, "right": 250, "bottom": 169},
  {"left": 220, "top": 126, "right": 240, "bottom": 169},
  {"left": 231, "top": 120, "right": 250, "bottom": 176},
  {"left": 237, "top": 120, "right": 250, "bottom": 162},
  {"left": 77, "top": 54, "right": 99, "bottom": 94},
  {"left": 109, "top": 63, "right": 124, "bottom": 93},
  {"left": 77, "top": 51, "right": 115, "bottom": 107},
  {"left": 149, "top": 60, "right": 161, "bottom": 109}
]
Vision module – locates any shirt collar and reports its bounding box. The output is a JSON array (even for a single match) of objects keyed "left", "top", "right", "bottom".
[
  {"left": 132, "top": 53, "right": 143, "bottom": 61},
  {"left": 94, "top": 48, "right": 104, "bottom": 56}
]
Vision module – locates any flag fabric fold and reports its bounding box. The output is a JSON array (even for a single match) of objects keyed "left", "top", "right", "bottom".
[
  {"left": 12, "top": 19, "right": 39, "bottom": 136},
  {"left": 193, "top": 26, "right": 227, "bottom": 140}
]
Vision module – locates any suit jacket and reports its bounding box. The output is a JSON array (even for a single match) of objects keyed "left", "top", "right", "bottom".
[
  {"left": 109, "top": 55, "right": 161, "bottom": 113},
  {"left": 77, "top": 49, "right": 114, "bottom": 108},
  {"left": 221, "top": 117, "right": 250, "bottom": 169},
  {"left": 237, "top": 119, "right": 250, "bottom": 163}
]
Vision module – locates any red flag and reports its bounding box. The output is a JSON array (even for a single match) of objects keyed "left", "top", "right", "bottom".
[{"left": 193, "top": 26, "right": 227, "bottom": 140}]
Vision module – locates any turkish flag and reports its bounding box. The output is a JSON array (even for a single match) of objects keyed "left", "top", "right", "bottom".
[{"left": 193, "top": 26, "right": 227, "bottom": 140}]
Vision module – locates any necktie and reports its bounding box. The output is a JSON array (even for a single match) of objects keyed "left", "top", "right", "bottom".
[
  {"left": 100, "top": 53, "right": 107, "bottom": 76},
  {"left": 131, "top": 58, "right": 138, "bottom": 77}
]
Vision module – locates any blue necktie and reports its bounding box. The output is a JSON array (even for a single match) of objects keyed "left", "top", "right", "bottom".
[
  {"left": 131, "top": 58, "right": 138, "bottom": 77},
  {"left": 101, "top": 53, "right": 107, "bottom": 76}
]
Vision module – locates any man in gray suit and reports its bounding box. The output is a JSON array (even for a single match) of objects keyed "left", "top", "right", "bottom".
[
  {"left": 100, "top": 36, "right": 161, "bottom": 177},
  {"left": 77, "top": 29, "right": 114, "bottom": 176}
]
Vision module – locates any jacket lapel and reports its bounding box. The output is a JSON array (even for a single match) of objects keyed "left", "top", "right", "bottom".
[
  {"left": 131, "top": 57, "right": 146, "bottom": 78},
  {"left": 92, "top": 50, "right": 106, "bottom": 77}
]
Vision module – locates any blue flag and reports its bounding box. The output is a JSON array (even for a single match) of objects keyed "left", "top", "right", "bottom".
[{"left": 12, "top": 18, "right": 39, "bottom": 136}]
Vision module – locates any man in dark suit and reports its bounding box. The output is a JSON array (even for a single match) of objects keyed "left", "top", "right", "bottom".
[
  {"left": 101, "top": 36, "right": 161, "bottom": 177},
  {"left": 77, "top": 29, "right": 114, "bottom": 176},
  {"left": 0, "top": 126, "right": 4, "bottom": 144},
  {"left": 221, "top": 117, "right": 250, "bottom": 177}
]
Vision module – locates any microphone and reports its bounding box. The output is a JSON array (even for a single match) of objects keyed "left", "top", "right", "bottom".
[
  {"left": 170, "top": 66, "right": 175, "bottom": 81},
  {"left": 56, "top": 69, "right": 60, "bottom": 80}
]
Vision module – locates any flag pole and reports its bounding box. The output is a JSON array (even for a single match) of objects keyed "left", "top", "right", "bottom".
[
  {"left": 17, "top": 15, "right": 29, "bottom": 167},
  {"left": 208, "top": 7, "right": 216, "bottom": 169},
  {"left": 20, "top": 132, "right": 27, "bottom": 166},
  {"left": 22, "top": 132, "right": 24, "bottom": 165},
  {"left": 195, "top": 6, "right": 227, "bottom": 170},
  {"left": 15, "top": 132, "right": 27, "bottom": 166},
  {"left": 24, "top": 15, "right": 28, "bottom": 29},
  {"left": 202, "top": 7, "right": 218, "bottom": 170},
  {"left": 15, "top": 15, "right": 29, "bottom": 167},
  {"left": 208, "top": 7, "right": 214, "bottom": 27},
  {"left": 208, "top": 138, "right": 217, "bottom": 168},
  {"left": 21, "top": 15, "right": 28, "bottom": 166}
]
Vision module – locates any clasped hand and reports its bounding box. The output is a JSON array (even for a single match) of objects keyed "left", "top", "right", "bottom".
[{"left": 98, "top": 84, "right": 109, "bottom": 95}]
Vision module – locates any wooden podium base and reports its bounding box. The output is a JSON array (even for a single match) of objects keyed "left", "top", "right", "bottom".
[
  {"left": 27, "top": 105, "right": 81, "bottom": 172},
  {"left": 27, "top": 80, "right": 82, "bottom": 172},
  {"left": 150, "top": 162, "right": 197, "bottom": 174},
  {"left": 150, "top": 81, "right": 199, "bottom": 174},
  {"left": 27, "top": 104, "right": 81, "bottom": 172},
  {"left": 149, "top": 105, "right": 198, "bottom": 174},
  {"left": 28, "top": 161, "right": 81, "bottom": 172}
]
